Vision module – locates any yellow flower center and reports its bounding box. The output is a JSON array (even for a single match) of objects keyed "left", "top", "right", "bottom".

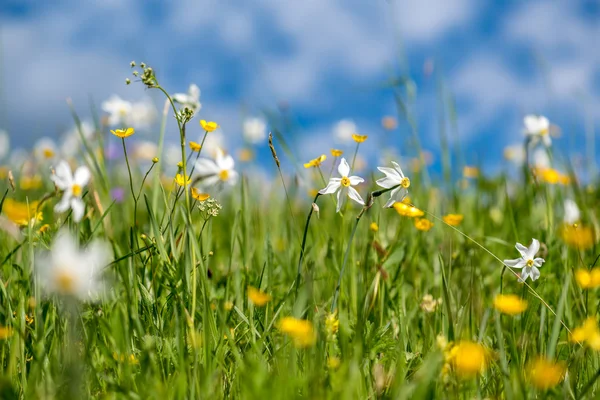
[
  {"left": 72, "top": 184, "right": 82, "bottom": 197},
  {"left": 540, "top": 128, "right": 549, "bottom": 136},
  {"left": 56, "top": 271, "right": 75, "bottom": 294},
  {"left": 400, "top": 177, "right": 410, "bottom": 188},
  {"left": 219, "top": 169, "right": 229, "bottom": 181},
  {"left": 119, "top": 107, "right": 128, "bottom": 116},
  {"left": 43, "top": 148, "right": 55, "bottom": 159},
  {"left": 341, "top": 176, "right": 351, "bottom": 187},
  {"left": 526, "top": 259, "right": 534, "bottom": 267}
]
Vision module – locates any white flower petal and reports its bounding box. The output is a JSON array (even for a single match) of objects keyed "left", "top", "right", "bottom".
[
  {"left": 54, "top": 195, "right": 71, "bottom": 213},
  {"left": 218, "top": 154, "right": 235, "bottom": 172},
  {"left": 504, "top": 258, "right": 526, "bottom": 268},
  {"left": 533, "top": 257, "right": 545, "bottom": 267},
  {"left": 391, "top": 161, "right": 405, "bottom": 178},
  {"left": 74, "top": 166, "right": 91, "bottom": 187},
  {"left": 338, "top": 158, "right": 350, "bottom": 177},
  {"left": 319, "top": 179, "right": 341, "bottom": 195},
  {"left": 71, "top": 198, "right": 85, "bottom": 222},
  {"left": 377, "top": 166, "right": 401, "bottom": 180},
  {"left": 52, "top": 161, "right": 73, "bottom": 190},
  {"left": 515, "top": 243, "right": 529, "bottom": 257},
  {"left": 519, "top": 268, "right": 531, "bottom": 283},
  {"left": 348, "top": 175, "right": 364, "bottom": 186},
  {"left": 526, "top": 239, "right": 540, "bottom": 259},
  {"left": 347, "top": 186, "right": 364, "bottom": 205},
  {"left": 336, "top": 187, "right": 347, "bottom": 213},
  {"left": 227, "top": 170, "right": 239, "bottom": 186},
  {"left": 530, "top": 266, "right": 541, "bottom": 281},
  {"left": 375, "top": 176, "right": 398, "bottom": 189},
  {"left": 195, "top": 159, "right": 220, "bottom": 175}
]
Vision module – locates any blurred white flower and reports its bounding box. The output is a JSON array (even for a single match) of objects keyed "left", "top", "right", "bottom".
[
  {"left": 133, "top": 140, "right": 158, "bottom": 161},
  {"left": 503, "top": 239, "right": 545, "bottom": 282},
  {"left": 524, "top": 115, "right": 551, "bottom": 147},
  {"left": 532, "top": 148, "right": 550, "bottom": 169},
  {"left": 36, "top": 229, "right": 110, "bottom": 300},
  {"left": 564, "top": 199, "right": 580, "bottom": 225},
  {"left": 333, "top": 119, "right": 356, "bottom": 143},
  {"left": 0, "top": 130, "right": 9, "bottom": 160},
  {"left": 51, "top": 161, "right": 91, "bottom": 222},
  {"left": 102, "top": 95, "right": 133, "bottom": 126},
  {"left": 130, "top": 99, "right": 157, "bottom": 129},
  {"left": 243, "top": 117, "right": 267, "bottom": 144},
  {"left": 173, "top": 84, "right": 201, "bottom": 114},
  {"left": 319, "top": 157, "right": 364, "bottom": 212},
  {"left": 195, "top": 148, "right": 238, "bottom": 187},
  {"left": 376, "top": 161, "right": 410, "bottom": 208},
  {"left": 34, "top": 137, "right": 58, "bottom": 161},
  {"left": 503, "top": 144, "right": 526, "bottom": 165}
]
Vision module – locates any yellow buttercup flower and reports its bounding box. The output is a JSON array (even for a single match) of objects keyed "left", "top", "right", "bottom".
[
  {"left": 493, "top": 294, "right": 528, "bottom": 315},
  {"left": 191, "top": 188, "right": 210, "bottom": 201},
  {"left": 200, "top": 120, "right": 219, "bottom": 132},
  {"left": 189, "top": 141, "right": 202, "bottom": 152},
  {"left": 279, "top": 317, "right": 316, "bottom": 348},
  {"left": 463, "top": 166, "right": 479, "bottom": 178},
  {"left": 393, "top": 202, "right": 424, "bottom": 217},
  {"left": 0, "top": 326, "right": 13, "bottom": 340},
  {"left": 174, "top": 174, "right": 191, "bottom": 187},
  {"left": 442, "top": 214, "right": 463, "bottom": 226},
  {"left": 247, "top": 286, "right": 272, "bottom": 307},
  {"left": 110, "top": 127, "right": 135, "bottom": 138},
  {"left": 369, "top": 222, "right": 379, "bottom": 232},
  {"left": 534, "top": 168, "right": 570, "bottom": 185},
  {"left": 414, "top": 218, "right": 434, "bottom": 232},
  {"left": 330, "top": 149, "right": 343, "bottom": 157},
  {"left": 351, "top": 134, "right": 368, "bottom": 143},
  {"left": 448, "top": 341, "right": 488, "bottom": 378},
  {"left": 113, "top": 352, "right": 139, "bottom": 365},
  {"left": 304, "top": 154, "right": 327, "bottom": 168},
  {"left": 2, "top": 199, "right": 42, "bottom": 226},
  {"left": 527, "top": 357, "right": 565, "bottom": 390},
  {"left": 20, "top": 175, "right": 43, "bottom": 190},
  {"left": 570, "top": 317, "right": 600, "bottom": 350},
  {"left": 560, "top": 224, "right": 595, "bottom": 250}
]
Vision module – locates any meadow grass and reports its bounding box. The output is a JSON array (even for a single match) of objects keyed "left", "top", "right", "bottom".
[{"left": 0, "top": 62, "right": 598, "bottom": 399}]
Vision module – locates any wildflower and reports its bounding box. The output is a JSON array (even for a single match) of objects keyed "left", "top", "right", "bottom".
[
  {"left": 443, "top": 214, "right": 463, "bottom": 226},
  {"left": 195, "top": 148, "right": 238, "bottom": 187},
  {"left": 351, "top": 134, "right": 368, "bottom": 143},
  {"left": 524, "top": 115, "right": 551, "bottom": 147},
  {"left": 376, "top": 161, "right": 410, "bottom": 208},
  {"left": 330, "top": 149, "right": 343, "bottom": 157},
  {"left": 414, "top": 218, "right": 434, "bottom": 231},
  {"left": 2, "top": 199, "right": 42, "bottom": 226},
  {"left": 51, "top": 161, "right": 91, "bottom": 223},
  {"left": 172, "top": 84, "right": 201, "bottom": 113},
  {"left": 448, "top": 341, "right": 488, "bottom": 378},
  {"left": 110, "top": 187, "right": 125, "bottom": 204},
  {"left": 463, "top": 166, "right": 479, "bottom": 178},
  {"left": 393, "top": 202, "right": 424, "bottom": 217},
  {"left": 493, "top": 294, "right": 528, "bottom": 315},
  {"left": 242, "top": 117, "right": 267, "bottom": 144},
  {"left": 503, "top": 144, "right": 526, "bottom": 165},
  {"left": 325, "top": 312, "right": 339, "bottom": 336},
  {"left": 278, "top": 317, "right": 316, "bottom": 348},
  {"left": 238, "top": 148, "right": 254, "bottom": 162},
  {"left": 304, "top": 154, "right": 326, "bottom": 168},
  {"left": 333, "top": 119, "right": 356, "bottom": 142},
  {"left": 34, "top": 137, "right": 58, "bottom": 161},
  {"left": 534, "top": 167, "right": 570, "bottom": 185},
  {"left": 113, "top": 352, "right": 139, "bottom": 365},
  {"left": 575, "top": 268, "right": 600, "bottom": 289},
  {"left": 318, "top": 158, "right": 364, "bottom": 212},
  {"left": 191, "top": 188, "right": 210, "bottom": 201},
  {"left": 560, "top": 224, "right": 595, "bottom": 250},
  {"left": 189, "top": 141, "right": 202, "bottom": 152},
  {"left": 247, "top": 286, "right": 272, "bottom": 307},
  {"left": 110, "top": 128, "right": 135, "bottom": 138},
  {"left": 0, "top": 326, "right": 13, "bottom": 340},
  {"left": 327, "top": 357, "right": 341, "bottom": 369},
  {"left": 174, "top": 174, "right": 191, "bottom": 187},
  {"left": 35, "top": 229, "right": 110, "bottom": 300},
  {"left": 527, "top": 357, "right": 565, "bottom": 390},
  {"left": 200, "top": 120, "right": 219, "bottom": 132},
  {"left": 570, "top": 317, "right": 600, "bottom": 350},
  {"left": 20, "top": 175, "right": 43, "bottom": 190},
  {"left": 38, "top": 224, "right": 50, "bottom": 234},
  {"left": 102, "top": 95, "right": 133, "bottom": 126},
  {"left": 381, "top": 116, "right": 397, "bottom": 130},
  {"left": 420, "top": 294, "right": 442, "bottom": 313},
  {"left": 564, "top": 199, "right": 580, "bottom": 225},
  {"left": 503, "top": 239, "right": 545, "bottom": 282},
  {"left": 370, "top": 222, "right": 379, "bottom": 232}
]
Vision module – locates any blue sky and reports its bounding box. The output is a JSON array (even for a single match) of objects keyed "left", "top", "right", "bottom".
[{"left": 1, "top": 0, "right": 599, "bottom": 176}]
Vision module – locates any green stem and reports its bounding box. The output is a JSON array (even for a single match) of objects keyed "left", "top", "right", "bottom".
[
  {"left": 295, "top": 193, "right": 320, "bottom": 295},
  {"left": 122, "top": 138, "right": 137, "bottom": 230}
]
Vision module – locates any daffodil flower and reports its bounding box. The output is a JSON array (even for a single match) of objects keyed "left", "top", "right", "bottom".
[
  {"left": 376, "top": 161, "right": 410, "bottom": 208},
  {"left": 524, "top": 115, "right": 551, "bottom": 147},
  {"left": 318, "top": 158, "right": 364, "bottom": 212},
  {"left": 195, "top": 148, "right": 238, "bottom": 187},
  {"left": 51, "top": 161, "right": 91, "bottom": 222},
  {"left": 173, "top": 84, "right": 201, "bottom": 113},
  {"left": 503, "top": 239, "right": 545, "bottom": 282}
]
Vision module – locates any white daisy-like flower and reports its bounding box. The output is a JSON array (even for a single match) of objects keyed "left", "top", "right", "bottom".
[
  {"left": 195, "top": 148, "right": 238, "bottom": 187},
  {"left": 35, "top": 229, "right": 110, "bottom": 300},
  {"left": 102, "top": 95, "right": 133, "bottom": 126},
  {"left": 564, "top": 199, "right": 580, "bottom": 225},
  {"left": 503, "top": 239, "right": 545, "bottom": 282},
  {"left": 0, "top": 130, "right": 9, "bottom": 160},
  {"left": 173, "top": 84, "right": 201, "bottom": 114},
  {"left": 34, "top": 137, "right": 58, "bottom": 161},
  {"left": 130, "top": 99, "right": 157, "bottom": 129},
  {"left": 523, "top": 115, "right": 551, "bottom": 147},
  {"left": 51, "top": 160, "right": 91, "bottom": 222},
  {"left": 503, "top": 144, "right": 526, "bottom": 166},
  {"left": 333, "top": 119, "right": 357, "bottom": 143},
  {"left": 243, "top": 117, "right": 267, "bottom": 144},
  {"left": 318, "top": 157, "right": 365, "bottom": 212},
  {"left": 376, "top": 161, "right": 410, "bottom": 208}
]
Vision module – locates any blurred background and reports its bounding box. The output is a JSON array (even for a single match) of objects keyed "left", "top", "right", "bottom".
[{"left": 0, "top": 0, "right": 599, "bottom": 178}]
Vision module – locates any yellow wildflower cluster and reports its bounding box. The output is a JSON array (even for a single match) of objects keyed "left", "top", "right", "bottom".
[
  {"left": 351, "top": 134, "right": 368, "bottom": 143},
  {"left": 110, "top": 128, "right": 135, "bottom": 138},
  {"left": 575, "top": 268, "right": 600, "bottom": 289},
  {"left": 440, "top": 339, "right": 489, "bottom": 379},
  {"left": 2, "top": 199, "right": 42, "bottom": 226},
  {"left": 527, "top": 357, "right": 565, "bottom": 390},
  {"left": 174, "top": 174, "right": 191, "bottom": 187},
  {"left": 330, "top": 149, "right": 343, "bottom": 157},
  {"left": 533, "top": 167, "right": 570, "bottom": 185},
  {"left": 560, "top": 224, "right": 596, "bottom": 250},
  {"left": 494, "top": 294, "right": 528, "bottom": 315},
  {"left": 200, "top": 120, "right": 219, "bottom": 132},
  {"left": 278, "top": 317, "right": 316, "bottom": 348},
  {"left": 247, "top": 286, "right": 272, "bottom": 307},
  {"left": 414, "top": 218, "right": 434, "bottom": 232},
  {"left": 442, "top": 214, "right": 463, "bottom": 226},
  {"left": 393, "top": 202, "right": 424, "bottom": 217},
  {"left": 570, "top": 317, "right": 600, "bottom": 349},
  {"left": 191, "top": 188, "right": 210, "bottom": 202}
]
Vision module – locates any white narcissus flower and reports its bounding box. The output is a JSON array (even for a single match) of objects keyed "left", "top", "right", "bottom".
[
  {"left": 524, "top": 115, "right": 551, "bottom": 147},
  {"left": 564, "top": 199, "right": 580, "bottom": 225},
  {"left": 36, "top": 229, "right": 110, "bottom": 300},
  {"left": 51, "top": 161, "right": 91, "bottom": 222},
  {"left": 243, "top": 117, "right": 267, "bottom": 144},
  {"left": 319, "top": 157, "right": 365, "bottom": 212},
  {"left": 102, "top": 95, "right": 133, "bottom": 126},
  {"left": 503, "top": 239, "right": 545, "bottom": 282},
  {"left": 376, "top": 161, "right": 410, "bottom": 208},
  {"left": 195, "top": 148, "right": 238, "bottom": 187},
  {"left": 34, "top": 137, "right": 58, "bottom": 161},
  {"left": 173, "top": 84, "right": 201, "bottom": 114},
  {"left": 333, "top": 119, "right": 356, "bottom": 143}
]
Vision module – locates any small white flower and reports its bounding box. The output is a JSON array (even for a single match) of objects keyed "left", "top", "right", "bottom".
[
  {"left": 503, "top": 239, "right": 545, "bottom": 282},
  {"left": 102, "top": 95, "right": 133, "bottom": 126},
  {"left": 524, "top": 115, "right": 551, "bottom": 147},
  {"left": 376, "top": 161, "right": 410, "bottom": 208},
  {"left": 51, "top": 161, "right": 91, "bottom": 222},
  {"left": 133, "top": 140, "right": 158, "bottom": 161},
  {"left": 130, "top": 99, "right": 157, "bottom": 129},
  {"left": 564, "top": 199, "right": 580, "bottom": 225},
  {"left": 333, "top": 119, "right": 356, "bottom": 143},
  {"left": 503, "top": 144, "right": 526, "bottom": 165},
  {"left": 0, "top": 130, "right": 10, "bottom": 160},
  {"left": 195, "top": 148, "right": 238, "bottom": 187},
  {"left": 173, "top": 84, "right": 201, "bottom": 114},
  {"left": 35, "top": 229, "right": 110, "bottom": 300},
  {"left": 34, "top": 137, "right": 58, "bottom": 161},
  {"left": 243, "top": 117, "right": 267, "bottom": 144},
  {"left": 318, "top": 157, "right": 365, "bottom": 212},
  {"left": 532, "top": 148, "right": 551, "bottom": 169}
]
